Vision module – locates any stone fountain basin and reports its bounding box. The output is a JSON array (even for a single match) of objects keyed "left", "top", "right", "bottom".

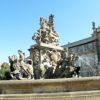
[{"left": 0, "top": 76, "right": 100, "bottom": 94}]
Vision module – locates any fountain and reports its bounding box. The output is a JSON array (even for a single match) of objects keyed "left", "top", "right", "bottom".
[
  {"left": 29, "top": 14, "right": 80, "bottom": 79},
  {"left": 0, "top": 15, "right": 100, "bottom": 100},
  {"left": 78, "top": 56, "right": 97, "bottom": 76}
]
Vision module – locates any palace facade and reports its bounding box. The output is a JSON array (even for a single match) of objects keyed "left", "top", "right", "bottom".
[{"left": 63, "top": 22, "right": 100, "bottom": 77}]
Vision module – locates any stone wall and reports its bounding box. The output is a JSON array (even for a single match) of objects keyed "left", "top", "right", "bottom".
[
  {"left": 0, "top": 77, "right": 100, "bottom": 100},
  {"left": 1, "top": 91, "right": 100, "bottom": 100}
]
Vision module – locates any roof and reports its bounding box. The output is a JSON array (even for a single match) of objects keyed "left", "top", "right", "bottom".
[{"left": 62, "top": 36, "right": 95, "bottom": 48}]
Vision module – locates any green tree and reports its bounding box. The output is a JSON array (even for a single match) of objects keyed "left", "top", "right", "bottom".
[{"left": 0, "top": 62, "right": 10, "bottom": 80}]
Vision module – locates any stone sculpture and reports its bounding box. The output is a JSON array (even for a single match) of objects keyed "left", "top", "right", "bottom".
[
  {"left": 5, "top": 14, "right": 80, "bottom": 80},
  {"left": 8, "top": 50, "right": 33, "bottom": 80},
  {"left": 8, "top": 55, "right": 21, "bottom": 79},
  {"left": 32, "top": 14, "right": 60, "bottom": 46},
  {"left": 31, "top": 14, "right": 80, "bottom": 79}
]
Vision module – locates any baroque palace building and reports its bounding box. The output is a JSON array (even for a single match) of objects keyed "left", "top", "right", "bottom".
[{"left": 63, "top": 22, "right": 100, "bottom": 77}]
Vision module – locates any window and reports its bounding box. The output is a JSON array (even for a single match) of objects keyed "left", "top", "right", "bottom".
[
  {"left": 84, "top": 44, "right": 88, "bottom": 52},
  {"left": 92, "top": 42, "right": 96, "bottom": 49}
]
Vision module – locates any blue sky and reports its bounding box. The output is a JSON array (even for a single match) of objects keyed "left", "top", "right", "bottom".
[{"left": 0, "top": 0, "right": 100, "bottom": 62}]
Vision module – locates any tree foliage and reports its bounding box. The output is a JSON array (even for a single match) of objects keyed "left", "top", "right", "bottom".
[{"left": 0, "top": 62, "right": 10, "bottom": 80}]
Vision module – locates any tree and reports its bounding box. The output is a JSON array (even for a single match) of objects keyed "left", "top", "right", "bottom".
[{"left": 0, "top": 62, "right": 11, "bottom": 80}]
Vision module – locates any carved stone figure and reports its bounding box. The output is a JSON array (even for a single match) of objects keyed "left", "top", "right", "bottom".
[
  {"left": 38, "top": 50, "right": 51, "bottom": 79},
  {"left": 70, "top": 53, "right": 78, "bottom": 66},
  {"left": 32, "top": 14, "right": 60, "bottom": 45},
  {"left": 18, "top": 50, "right": 25, "bottom": 66},
  {"left": 8, "top": 50, "right": 34, "bottom": 80},
  {"left": 8, "top": 55, "right": 21, "bottom": 79},
  {"left": 48, "top": 29, "right": 59, "bottom": 45},
  {"left": 32, "top": 33, "right": 41, "bottom": 43},
  {"left": 40, "top": 17, "right": 49, "bottom": 31},
  {"left": 32, "top": 48, "right": 40, "bottom": 65},
  {"left": 18, "top": 50, "right": 33, "bottom": 79},
  {"left": 60, "top": 48, "right": 69, "bottom": 68}
]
